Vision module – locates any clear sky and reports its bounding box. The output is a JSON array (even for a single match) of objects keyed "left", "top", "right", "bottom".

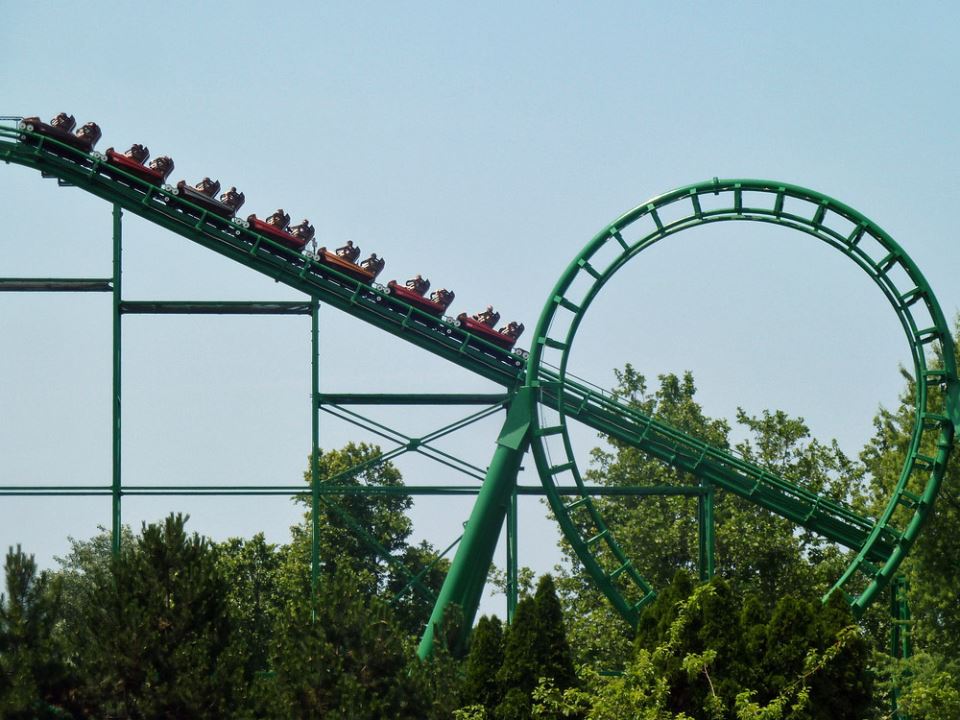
[{"left": 2, "top": 2, "right": 958, "bottom": 615}]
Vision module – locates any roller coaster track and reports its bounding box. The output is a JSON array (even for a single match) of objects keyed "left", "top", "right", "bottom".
[{"left": 3, "top": 121, "right": 956, "bottom": 644}]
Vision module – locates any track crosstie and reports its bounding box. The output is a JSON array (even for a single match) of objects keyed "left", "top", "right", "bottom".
[{"left": 2, "top": 120, "right": 956, "bottom": 649}]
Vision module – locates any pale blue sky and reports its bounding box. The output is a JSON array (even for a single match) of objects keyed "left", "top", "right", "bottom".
[{"left": 2, "top": 2, "right": 958, "bottom": 612}]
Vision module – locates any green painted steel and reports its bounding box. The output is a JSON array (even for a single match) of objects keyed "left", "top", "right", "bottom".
[
  {"left": 698, "top": 479, "right": 715, "bottom": 582},
  {"left": 0, "top": 124, "right": 910, "bottom": 568},
  {"left": 0, "top": 125, "right": 527, "bottom": 389},
  {"left": 507, "top": 488, "right": 519, "bottom": 622},
  {"left": 311, "top": 298, "right": 321, "bottom": 599},
  {"left": 0, "top": 278, "right": 113, "bottom": 291},
  {"left": 417, "top": 400, "right": 530, "bottom": 658},
  {"left": 119, "top": 301, "right": 313, "bottom": 315},
  {"left": 111, "top": 205, "right": 122, "bottom": 555},
  {"left": 4, "top": 120, "right": 954, "bottom": 643},
  {"left": 317, "top": 393, "right": 510, "bottom": 405},
  {"left": 524, "top": 178, "right": 957, "bottom": 623},
  {"left": 0, "top": 483, "right": 711, "bottom": 497}
]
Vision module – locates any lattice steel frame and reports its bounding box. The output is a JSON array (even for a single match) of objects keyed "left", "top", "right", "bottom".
[{"left": 3, "top": 121, "right": 955, "bottom": 661}]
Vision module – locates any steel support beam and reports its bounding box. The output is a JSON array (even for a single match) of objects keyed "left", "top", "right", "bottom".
[
  {"left": 0, "top": 278, "right": 112, "bottom": 292},
  {"left": 119, "top": 301, "right": 312, "bottom": 315},
  {"left": 698, "top": 478, "right": 715, "bottom": 581},
  {"left": 417, "top": 399, "right": 530, "bottom": 658},
  {"left": 507, "top": 487, "right": 519, "bottom": 622},
  {"left": 311, "top": 298, "right": 321, "bottom": 602},
  {"left": 111, "top": 205, "right": 122, "bottom": 555},
  {"left": 318, "top": 393, "right": 510, "bottom": 406}
]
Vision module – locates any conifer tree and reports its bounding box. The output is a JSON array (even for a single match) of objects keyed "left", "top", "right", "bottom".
[
  {"left": 0, "top": 545, "right": 75, "bottom": 719},
  {"left": 532, "top": 574, "right": 578, "bottom": 693},
  {"left": 70, "top": 514, "right": 247, "bottom": 719},
  {"left": 462, "top": 614, "right": 505, "bottom": 714}
]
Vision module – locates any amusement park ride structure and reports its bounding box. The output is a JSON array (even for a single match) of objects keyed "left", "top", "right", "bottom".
[{"left": 1, "top": 114, "right": 956, "bottom": 661}]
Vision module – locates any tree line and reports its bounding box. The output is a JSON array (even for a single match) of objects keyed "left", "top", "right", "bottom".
[{"left": 2, "top": 324, "right": 959, "bottom": 718}]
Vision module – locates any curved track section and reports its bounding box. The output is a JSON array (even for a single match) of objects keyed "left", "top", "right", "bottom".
[
  {"left": 4, "top": 121, "right": 954, "bottom": 622},
  {"left": 525, "top": 179, "right": 958, "bottom": 622}
]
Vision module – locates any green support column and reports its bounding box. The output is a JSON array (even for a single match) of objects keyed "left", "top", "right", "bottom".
[
  {"left": 311, "top": 297, "right": 321, "bottom": 600},
  {"left": 698, "top": 479, "right": 715, "bottom": 581},
  {"left": 417, "top": 391, "right": 531, "bottom": 658},
  {"left": 506, "top": 486, "right": 518, "bottom": 622},
  {"left": 889, "top": 576, "right": 912, "bottom": 719},
  {"left": 111, "top": 204, "right": 122, "bottom": 555},
  {"left": 890, "top": 576, "right": 912, "bottom": 659}
]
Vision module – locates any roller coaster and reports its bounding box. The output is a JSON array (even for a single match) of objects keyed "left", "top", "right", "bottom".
[{"left": 2, "top": 114, "right": 957, "bottom": 659}]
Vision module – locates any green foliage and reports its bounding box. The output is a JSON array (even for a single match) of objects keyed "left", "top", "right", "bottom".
[
  {"left": 295, "top": 442, "right": 448, "bottom": 634},
  {"left": 476, "top": 575, "right": 579, "bottom": 720},
  {"left": 217, "top": 533, "right": 286, "bottom": 678},
  {"left": 624, "top": 574, "right": 873, "bottom": 719},
  {"left": 255, "top": 566, "right": 429, "bottom": 720},
  {"left": 557, "top": 367, "right": 862, "bottom": 670},
  {"left": 297, "top": 442, "right": 412, "bottom": 588},
  {"left": 68, "top": 514, "right": 248, "bottom": 719},
  {"left": 0, "top": 545, "right": 75, "bottom": 719},
  {"left": 463, "top": 615, "right": 505, "bottom": 714}
]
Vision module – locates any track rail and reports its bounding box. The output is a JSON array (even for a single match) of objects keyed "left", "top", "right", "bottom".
[
  {"left": 5, "top": 122, "right": 950, "bottom": 621},
  {"left": 527, "top": 178, "right": 958, "bottom": 621}
]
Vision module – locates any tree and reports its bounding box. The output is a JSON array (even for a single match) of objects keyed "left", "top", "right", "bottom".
[
  {"left": 68, "top": 514, "right": 248, "bottom": 719},
  {"left": 296, "top": 442, "right": 412, "bottom": 589},
  {"left": 462, "top": 615, "right": 505, "bottom": 715},
  {"left": 293, "top": 442, "right": 448, "bottom": 634},
  {"left": 556, "top": 367, "right": 862, "bottom": 669},
  {"left": 494, "top": 575, "right": 580, "bottom": 720},
  {"left": 216, "top": 533, "right": 286, "bottom": 679},
  {"left": 597, "top": 574, "right": 874, "bottom": 720},
  {"left": 257, "top": 566, "right": 429, "bottom": 720},
  {"left": 0, "top": 545, "right": 76, "bottom": 719}
]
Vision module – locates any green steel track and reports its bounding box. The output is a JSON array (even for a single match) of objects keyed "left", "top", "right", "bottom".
[
  {"left": 525, "top": 178, "right": 958, "bottom": 622},
  {"left": 3, "top": 122, "right": 956, "bottom": 629}
]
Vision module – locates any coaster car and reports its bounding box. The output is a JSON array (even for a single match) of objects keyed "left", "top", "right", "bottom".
[
  {"left": 173, "top": 178, "right": 245, "bottom": 218},
  {"left": 456, "top": 307, "right": 523, "bottom": 350},
  {"left": 313, "top": 244, "right": 383, "bottom": 283},
  {"left": 20, "top": 113, "right": 102, "bottom": 153},
  {"left": 247, "top": 209, "right": 308, "bottom": 250},
  {"left": 386, "top": 277, "right": 455, "bottom": 317},
  {"left": 104, "top": 144, "right": 175, "bottom": 185}
]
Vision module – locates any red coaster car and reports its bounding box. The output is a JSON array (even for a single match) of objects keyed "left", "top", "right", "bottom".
[
  {"left": 386, "top": 280, "right": 455, "bottom": 317},
  {"left": 247, "top": 209, "right": 306, "bottom": 251},
  {"left": 21, "top": 113, "right": 102, "bottom": 153},
  {"left": 173, "top": 178, "right": 245, "bottom": 219},
  {"left": 456, "top": 308, "right": 524, "bottom": 350},
  {"left": 104, "top": 144, "right": 174, "bottom": 185},
  {"left": 314, "top": 244, "right": 384, "bottom": 284}
]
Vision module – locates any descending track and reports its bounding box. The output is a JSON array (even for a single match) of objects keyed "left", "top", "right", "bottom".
[{"left": 3, "top": 119, "right": 956, "bottom": 639}]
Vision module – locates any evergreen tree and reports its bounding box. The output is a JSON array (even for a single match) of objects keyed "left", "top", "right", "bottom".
[
  {"left": 494, "top": 575, "right": 580, "bottom": 719},
  {"left": 69, "top": 514, "right": 247, "bottom": 719},
  {"left": 258, "top": 566, "right": 428, "bottom": 720},
  {"left": 496, "top": 595, "right": 540, "bottom": 719},
  {"left": 462, "top": 614, "right": 505, "bottom": 714},
  {"left": 532, "top": 575, "right": 578, "bottom": 693},
  {"left": 0, "top": 545, "right": 76, "bottom": 719}
]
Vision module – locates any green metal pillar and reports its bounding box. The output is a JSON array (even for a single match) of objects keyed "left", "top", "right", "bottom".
[
  {"left": 417, "top": 391, "right": 531, "bottom": 658},
  {"left": 111, "top": 204, "right": 122, "bottom": 555},
  {"left": 890, "top": 576, "right": 912, "bottom": 719},
  {"left": 310, "top": 297, "right": 321, "bottom": 599},
  {"left": 506, "top": 486, "right": 518, "bottom": 622},
  {"left": 698, "top": 479, "right": 715, "bottom": 581},
  {"left": 890, "top": 575, "right": 912, "bottom": 659}
]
